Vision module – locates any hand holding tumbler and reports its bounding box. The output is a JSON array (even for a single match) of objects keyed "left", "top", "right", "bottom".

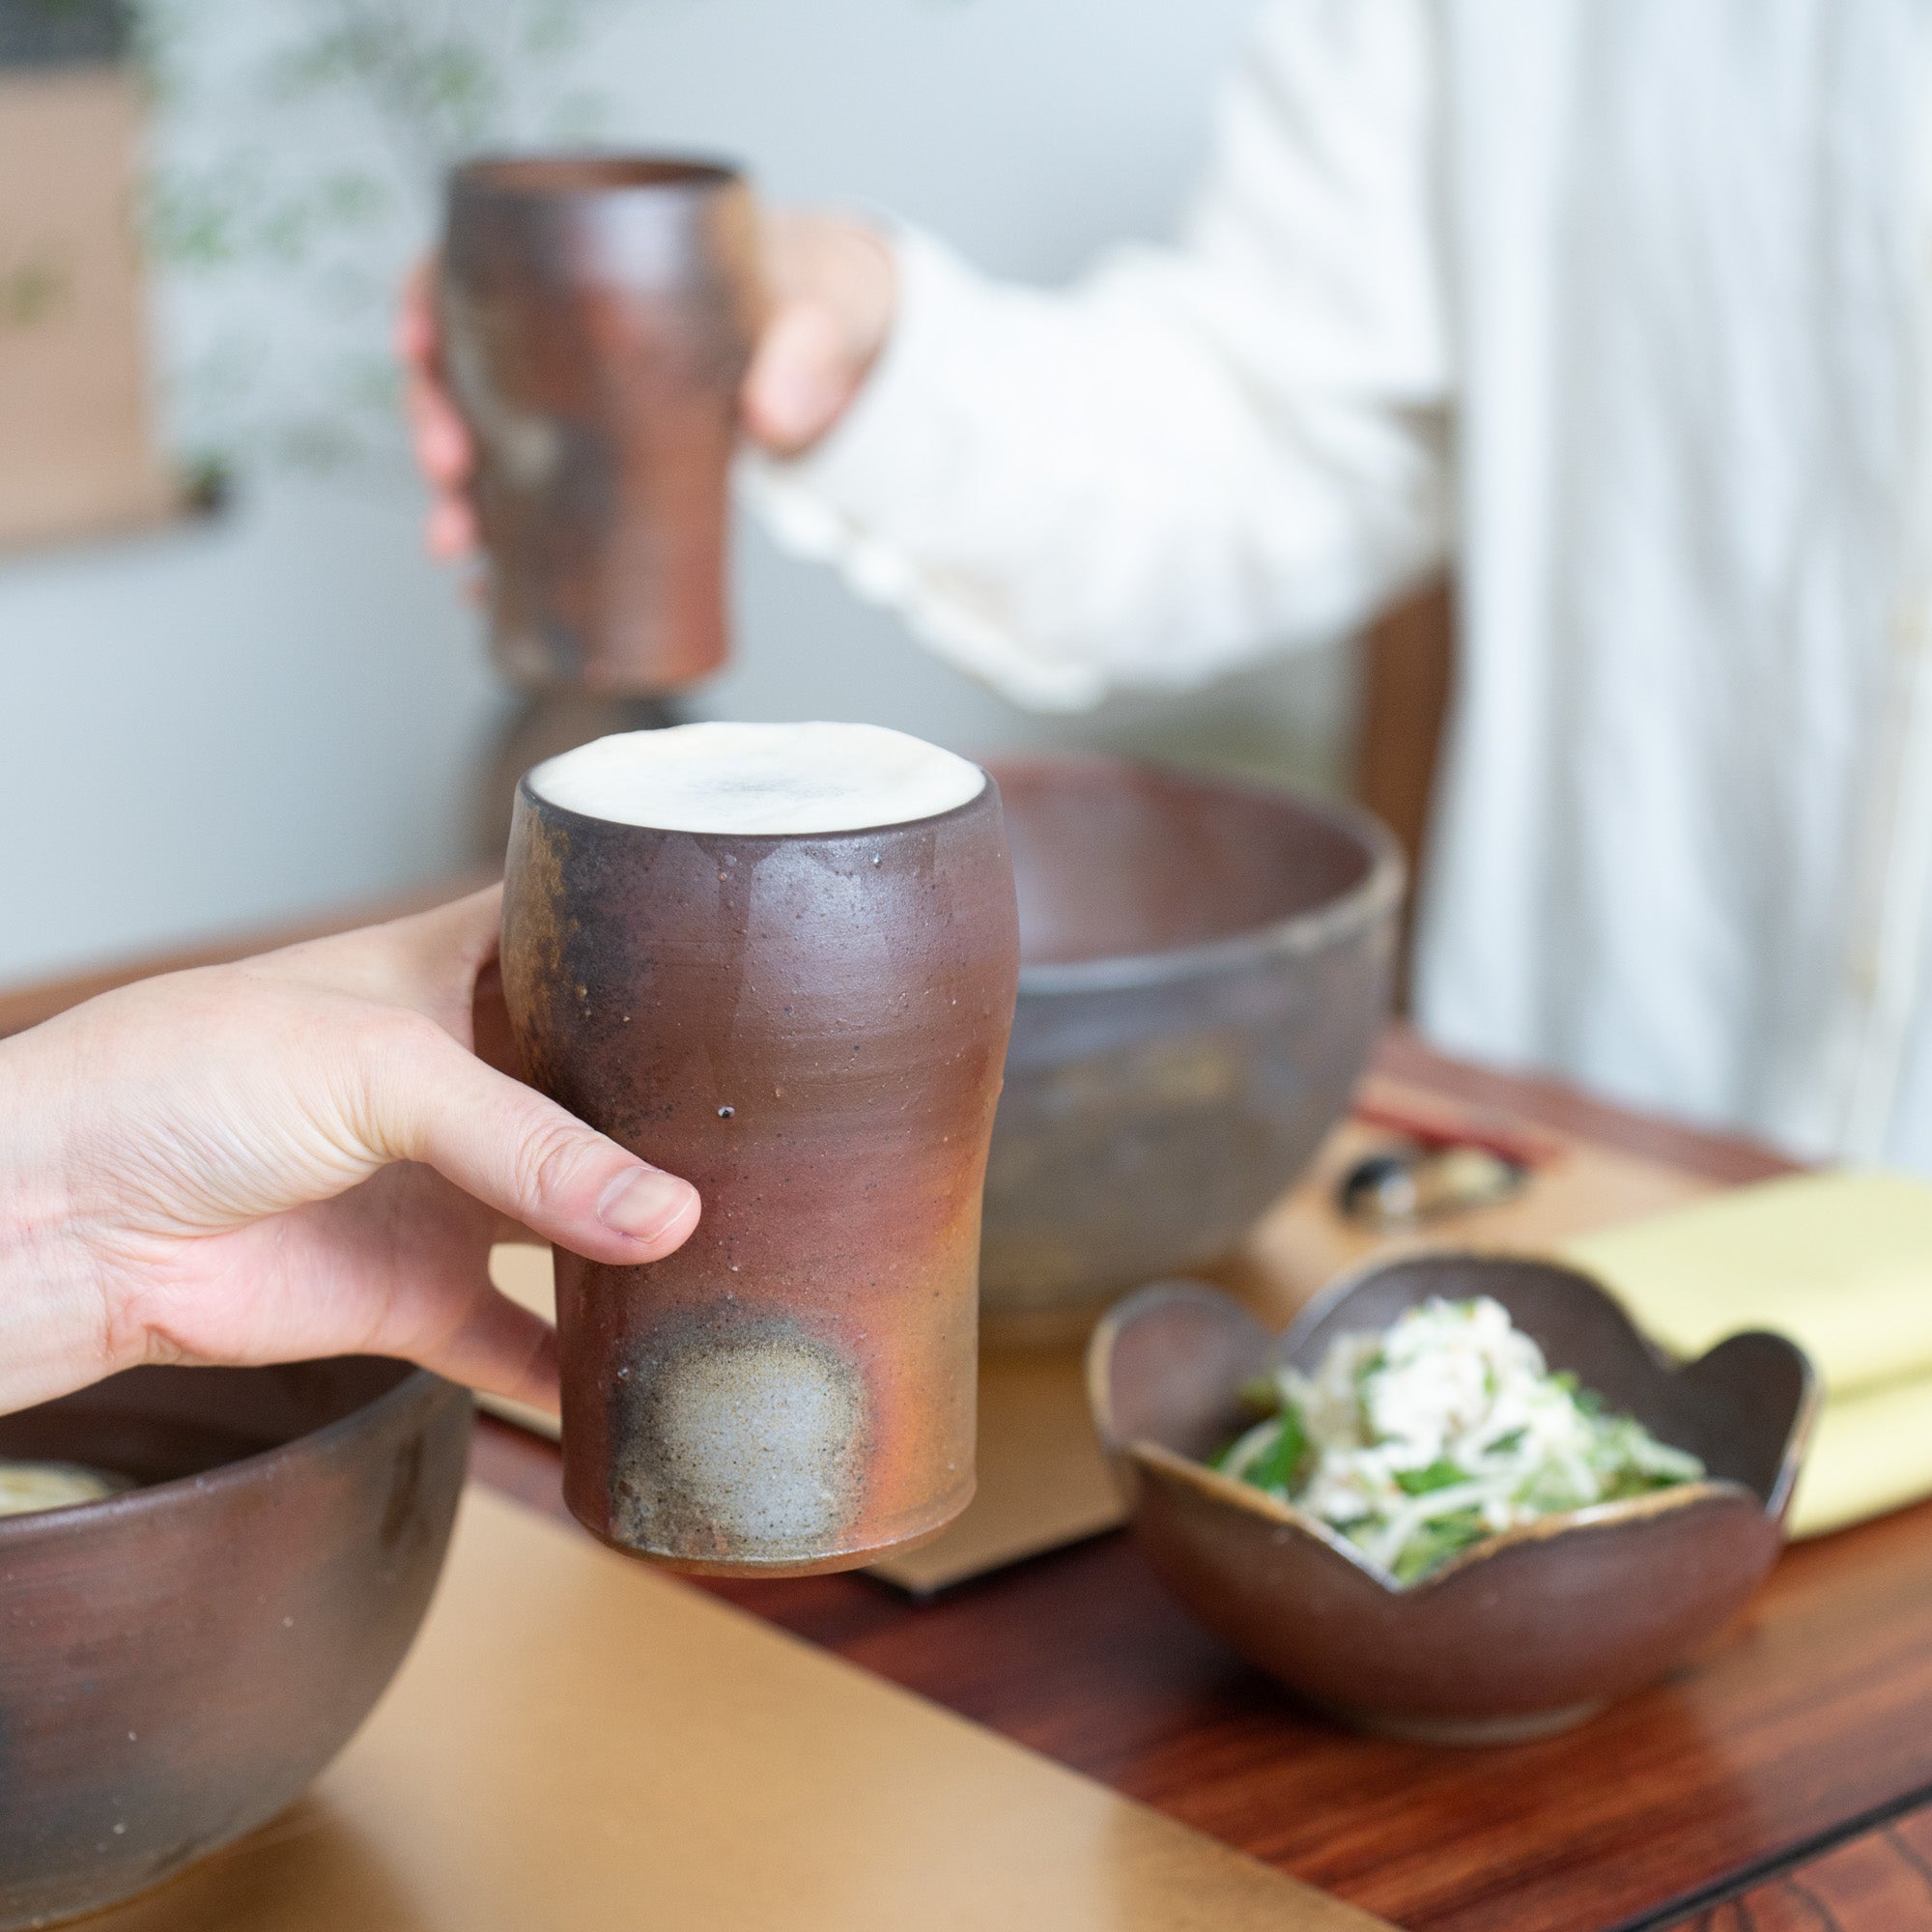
[
  {"left": 440, "top": 156, "right": 762, "bottom": 694},
  {"left": 501, "top": 723, "right": 1021, "bottom": 1574}
]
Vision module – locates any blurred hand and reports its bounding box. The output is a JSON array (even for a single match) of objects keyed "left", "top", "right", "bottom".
[
  {"left": 0, "top": 888, "right": 699, "bottom": 1416},
  {"left": 742, "top": 211, "right": 899, "bottom": 455},
  {"left": 398, "top": 208, "right": 898, "bottom": 559}
]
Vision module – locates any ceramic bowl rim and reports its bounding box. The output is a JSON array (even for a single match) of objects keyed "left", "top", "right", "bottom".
[
  {"left": 0, "top": 1361, "right": 463, "bottom": 1540},
  {"left": 1126, "top": 1439, "right": 1765, "bottom": 1595},
  {"left": 991, "top": 755, "right": 1406, "bottom": 997},
  {"left": 1090, "top": 1260, "right": 1817, "bottom": 1600}
]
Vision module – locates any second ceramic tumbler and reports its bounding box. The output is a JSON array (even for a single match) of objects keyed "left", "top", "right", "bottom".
[{"left": 440, "top": 156, "right": 761, "bottom": 694}]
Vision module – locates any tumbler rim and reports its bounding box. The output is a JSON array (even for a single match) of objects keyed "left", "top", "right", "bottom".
[
  {"left": 515, "top": 763, "right": 998, "bottom": 846},
  {"left": 450, "top": 153, "right": 743, "bottom": 201}
]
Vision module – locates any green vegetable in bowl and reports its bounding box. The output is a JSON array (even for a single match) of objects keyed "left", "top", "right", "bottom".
[
  {"left": 1210, "top": 1296, "right": 1705, "bottom": 1585},
  {"left": 0, "top": 1459, "right": 132, "bottom": 1518}
]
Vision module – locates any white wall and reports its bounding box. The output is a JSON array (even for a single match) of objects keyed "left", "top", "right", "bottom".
[
  {"left": 0, "top": 479, "right": 503, "bottom": 980},
  {"left": 0, "top": 0, "right": 1354, "bottom": 989}
]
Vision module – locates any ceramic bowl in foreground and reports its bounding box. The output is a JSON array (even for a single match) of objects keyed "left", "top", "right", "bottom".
[
  {"left": 1087, "top": 1255, "right": 1815, "bottom": 1743},
  {"left": 982, "top": 754, "right": 1404, "bottom": 1343},
  {"left": 0, "top": 1360, "right": 472, "bottom": 1928}
]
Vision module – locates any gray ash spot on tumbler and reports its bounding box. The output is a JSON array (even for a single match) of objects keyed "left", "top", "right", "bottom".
[{"left": 611, "top": 1324, "right": 867, "bottom": 1563}]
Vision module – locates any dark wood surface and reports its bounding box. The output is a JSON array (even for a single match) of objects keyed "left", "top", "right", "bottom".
[
  {"left": 1660, "top": 1809, "right": 1932, "bottom": 1930},
  {"left": 471, "top": 1042, "right": 1932, "bottom": 1932},
  {"left": 16, "top": 891, "right": 1930, "bottom": 1931}
]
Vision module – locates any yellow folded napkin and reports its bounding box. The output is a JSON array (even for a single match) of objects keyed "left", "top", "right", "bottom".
[
  {"left": 1565, "top": 1171, "right": 1932, "bottom": 1538},
  {"left": 1787, "top": 1378, "right": 1932, "bottom": 1537},
  {"left": 1567, "top": 1172, "right": 1932, "bottom": 1396}
]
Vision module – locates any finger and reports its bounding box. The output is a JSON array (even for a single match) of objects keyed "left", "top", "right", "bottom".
[
  {"left": 472, "top": 957, "right": 523, "bottom": 1079},
  {"left": 368, "top": 884, "right": 505, "bottom": 1041},
  {"left": 107, "top": 1163, "right": 563, "bottom": 1414},
  {"left": 396, "top": 263, "right": 479, "bottom": 529},
  {"left": 319, "top": 1172, "right": 561, "bottom": 1411},
  {"left": 365, "top": 1021, "right": 701, "bottom": 1267},
  {"left": 397, "top": 267, "right": 470, "bottom": 453},
  {"left": 385, "top": 883, "right": 503, "bottom": 993},
  {"left": 403, "top": 885, "right": 504, "bottom": 1047},
  {"left": 399, "top": 308, "right": 482, "bottom": 562},
  {"left": 396, "top": 258, "right": 440, "bottom": 373},
  {"left": 407, "top": 376, "right": 476, "bottom": 485},
  {"left": 257, "top": 886, "right": 504, "bottom": 1038},
  {"left": 412, "top": 1276, "right": 560, "bottom": 1413},
  {"left": 743, "top": 301, "right": 864, "bottom": 456},
  {"left": 427, "top": 496, "right": 479, "bottom": 559}
]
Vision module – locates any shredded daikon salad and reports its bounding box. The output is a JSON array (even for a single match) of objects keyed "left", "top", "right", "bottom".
[{"left": 1211, "top": 1296, "right": 1705, "bottom": 1585}]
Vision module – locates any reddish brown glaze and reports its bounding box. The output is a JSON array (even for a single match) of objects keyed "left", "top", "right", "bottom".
[
  {"left": 440, "top": 156, "right": 762, "bottom": 695},
  {"left": 501, "top": 775, "right": 1020, "bottom": 1574},
  {"left": 0, "top": 1360, "right": 470, "bottom": 1928},
  {"left": 1089, "top": 1262, "right": 1815, "bottom": 1743}
]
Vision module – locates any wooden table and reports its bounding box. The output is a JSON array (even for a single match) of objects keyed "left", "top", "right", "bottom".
[
  {"left": 12, "top": 912, "right": 1932, "bottom": 1931},
  {"left": 477, "top": 1033, "right": 1932, "bottom": 1932}
]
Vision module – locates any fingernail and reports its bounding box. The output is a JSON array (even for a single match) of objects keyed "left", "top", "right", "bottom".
[{"left": 597, "top": 1167, "right": 691, "bottom": 1241}]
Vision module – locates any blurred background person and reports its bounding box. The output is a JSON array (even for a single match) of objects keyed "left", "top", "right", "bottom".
[
  {"left": 13, "top": 1, "right": 1932, "bottom": 1175},
  {"left": 405, "top": 0, "right": 1932, "bottom": 1172}
]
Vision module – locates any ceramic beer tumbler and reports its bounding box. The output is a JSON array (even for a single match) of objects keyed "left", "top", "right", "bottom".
[
  {"left": 501, "top": 724, "right": 1021, "bottom": 1574},
  {"left": 440, "top": 156, "right": 762, "bottom": 695}
]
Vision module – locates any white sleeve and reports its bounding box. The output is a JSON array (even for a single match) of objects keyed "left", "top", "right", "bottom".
[{"left": 743, "top": 0, "right": 1452, "bottom": 713}]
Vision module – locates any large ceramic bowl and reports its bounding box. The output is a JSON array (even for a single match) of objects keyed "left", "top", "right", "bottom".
[
  {"left": 1088, "top": 1256, "right": 1815, "bottom": 1742},
  {"left": 982, "top": 754, "right": 1403, "bottom": 1341},
  {"left": 0, "top": 1359, "right": 472, "bottom": 1928}
]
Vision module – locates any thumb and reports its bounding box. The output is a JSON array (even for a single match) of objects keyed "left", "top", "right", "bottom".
[
  {"left": 743, "top": 300, "right": 867, "bottom": 457},
  {"left": 366, "top": 1019, "right": 700, "bottom": 1264}
]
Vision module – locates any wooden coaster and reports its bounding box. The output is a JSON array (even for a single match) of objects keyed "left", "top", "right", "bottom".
[
  {"left": 87, "top": 1488, "right": 1389, "bottom": 1931},
  {"left": 867, "top": 1342, "right": 1122, "bottom": 1594}
]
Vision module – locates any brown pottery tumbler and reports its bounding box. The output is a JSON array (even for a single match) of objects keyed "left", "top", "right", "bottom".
[
  {"left": 440, "top": 156, "right": 762, "bottom": 694},
  {"left": 501, "top": 728, "right": 1021, "bottom": 1574}
]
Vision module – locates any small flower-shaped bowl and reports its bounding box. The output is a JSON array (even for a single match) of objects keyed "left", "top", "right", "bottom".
[{"left": 1087, "top": 1254, "right": 1816, "bottom": 1744}]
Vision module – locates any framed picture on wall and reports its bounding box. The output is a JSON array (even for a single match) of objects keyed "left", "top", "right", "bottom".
[{"left": 0, "top": 0, "right": 178, "bottom": 550}]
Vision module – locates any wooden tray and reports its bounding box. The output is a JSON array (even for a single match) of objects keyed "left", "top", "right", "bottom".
[{"left": 87, "top": 1488, "right": 1386, "bottom": 1931}]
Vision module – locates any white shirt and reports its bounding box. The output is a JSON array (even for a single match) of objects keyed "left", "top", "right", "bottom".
[{"left": 751, "top": 0, "right": 1932, "bottom": 1169}]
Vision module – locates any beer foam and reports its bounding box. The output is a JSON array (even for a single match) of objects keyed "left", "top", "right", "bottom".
[{"left": 529, "top": 721, "right": 985, "bottom": 836}]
